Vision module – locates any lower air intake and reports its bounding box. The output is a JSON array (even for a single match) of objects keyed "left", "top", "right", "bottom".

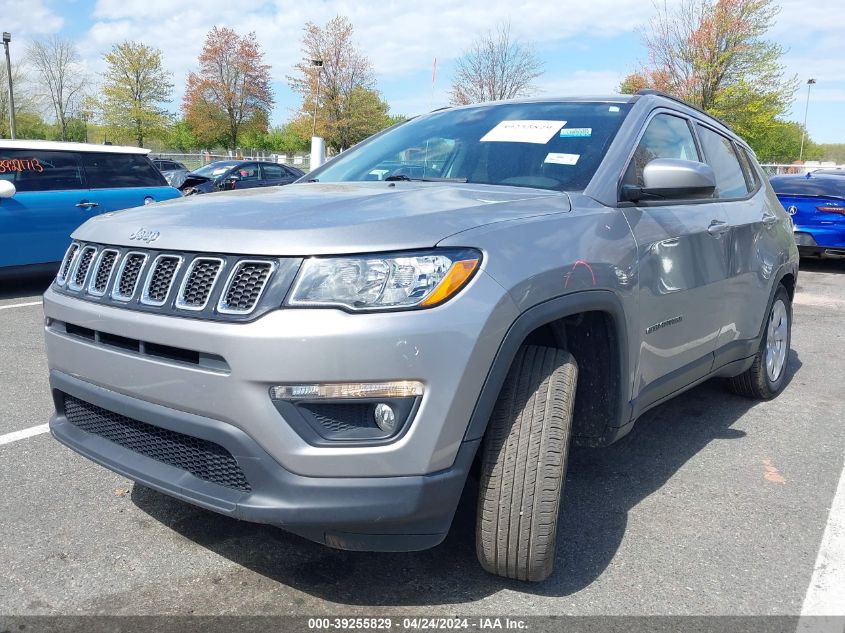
[{"left": 63, "top": 394, "right": 251, "bottom": 492}]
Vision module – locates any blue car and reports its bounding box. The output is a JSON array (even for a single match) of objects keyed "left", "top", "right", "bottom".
[
  {"left": 770, "top": 172, "right": 845, "bottom": 258},
  {"left": 0, "top": 141, "right": 182, "bottom": 276}
]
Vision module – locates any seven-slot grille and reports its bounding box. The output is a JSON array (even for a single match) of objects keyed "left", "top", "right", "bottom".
[
  {"left": 89, "top": 249, "right": 119, "bottom": 296},
  {"left": 68, "top": 246, "right": 97, "bottom": 290},
  {"left": 57, "top": 243, "right": 80, "bottom": 285},
  {"left": 112, "top": 252, "right": 147, "bottom": 301},
  {"left": 56, "top": 242, "right": 279, "bottom": 320},
  {"left": 141, "top": 255, "right": 182, "bottom": 306},
  {"left": 218, "top": 261, "right": 275, "bottom": 314},
  {"left": 177, "top": 258, "right": 224, "bottom": 310}
]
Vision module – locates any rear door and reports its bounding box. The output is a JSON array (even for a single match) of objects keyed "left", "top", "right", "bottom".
[
  {"left": 620, "top": 112, "right": 731, "bottom": 412},
  {"left": 0, "top": 149, "right": 96, "bottom": 267},
  {"left": 80, "top": 152, "right": 179, "bottom": 212},
  {"left": 260, "top": 162, "right": 295, "bottom": 186},
  {"left": 696, "top": 129, "right": 783, "bottom": 362}
]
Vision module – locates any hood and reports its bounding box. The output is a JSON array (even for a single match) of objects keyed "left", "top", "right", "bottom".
[{"left": 73, "top": 182, "right": 570, "bottom": 256}]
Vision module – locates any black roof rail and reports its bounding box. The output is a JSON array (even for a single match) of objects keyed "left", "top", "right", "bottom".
[{"left": 634, "top": 89, "right": 734, "bottom": 134}]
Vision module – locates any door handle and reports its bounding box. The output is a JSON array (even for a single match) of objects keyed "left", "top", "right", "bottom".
[
  {"left": 75, "top": 201, "right": 99, "bottom": 209},
  {"left": 707, "top": 219, "right": 729, "bottom": 236},
  {"left": 762, "top": 211, "right": 778, "bottom": 226}
]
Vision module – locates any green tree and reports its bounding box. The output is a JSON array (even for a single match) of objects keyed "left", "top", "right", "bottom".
[
  {"left": 620, "top": 0, "right": 801, "bottom": 159},
  {"left": 166, "top": 120, "right": 199, "bottom": 152},
  {"left": 26, "top": 36, "right": 87, "bottom": 141},
  {"left": 100, "top": 41, "right": 173, "bottom": 147}
]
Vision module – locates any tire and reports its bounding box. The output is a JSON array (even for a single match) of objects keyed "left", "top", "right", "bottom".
[
  {"left": 476, "top": 345, "right": 578, "bottom": 582},
  {"left": 728, "top": 284, "right": 792, "bottom": 399}
]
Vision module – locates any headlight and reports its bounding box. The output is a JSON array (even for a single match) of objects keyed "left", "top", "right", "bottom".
[{"left": 288, "top": 249, "right": 481, "bottom": 311}]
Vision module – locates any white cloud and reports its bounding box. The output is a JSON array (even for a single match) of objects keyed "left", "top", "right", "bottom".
[
  {"left": 81, "top": 0, "right": 653, "bottom": 112},
  {"left": 0, "top": 0, "right": 63, "bottom": 38}
]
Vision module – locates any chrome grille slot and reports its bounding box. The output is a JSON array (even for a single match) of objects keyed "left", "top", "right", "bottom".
[
  {"left": 176, "top": 258, "right": 224, "bottom": 311},
  {"left": 56, "top": 243, "right": 80, "bottom": 286},
  {"left": 111, "top": 252, "right": 147, "bottom": 301},
  {"left": 217, "top": 261, "right": 275, "bottom": 314},
  {"left": 141, "top": 255, "right": 182, "bottom": 306},
  {"left": 68, "top": 246, "right": 97, "bottom": 291},
  {"left": 88, "top": 249, "right": 119, "bottom": 296}
]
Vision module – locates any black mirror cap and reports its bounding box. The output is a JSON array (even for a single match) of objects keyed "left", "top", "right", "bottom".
[{"left": 623, "top": 158, "right": 717, "bottom": 202}]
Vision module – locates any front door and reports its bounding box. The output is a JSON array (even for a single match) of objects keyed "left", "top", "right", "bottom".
[
  {"left": 0, "top": 149, "right": 98, "bottom": 267},
  {"left": 620, "top": 112, "right": 731, "bottom": 412}
]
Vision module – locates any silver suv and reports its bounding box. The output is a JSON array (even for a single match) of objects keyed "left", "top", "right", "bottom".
[{"left": 44, "top": 91, "right": 798, "bottom": 582}]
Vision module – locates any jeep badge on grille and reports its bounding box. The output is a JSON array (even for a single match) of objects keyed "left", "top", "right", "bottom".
[{"left": 129, "top": 227, "right": 161, "bottom": 243}]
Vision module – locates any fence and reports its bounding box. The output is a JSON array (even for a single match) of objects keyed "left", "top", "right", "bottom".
[
  {"left": 759, "top": 163, "right": 845, "bottom": 176},
  {"left": 150, "top": 152, "right": 313, "bottom": 172}
]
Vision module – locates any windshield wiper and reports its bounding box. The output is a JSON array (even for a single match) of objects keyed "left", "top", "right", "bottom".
[{"left": 383, "top": 175, "right": 467, "bottom": 183}]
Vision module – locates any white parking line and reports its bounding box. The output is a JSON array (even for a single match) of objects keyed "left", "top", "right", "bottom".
[
  {"left": 0, "top": 423, "right": 50, "bottom": 446},
  {"left": 0, "top": 300, "right": 42, "bottom": 310},
  {"left": 797, "top": 459, "right": 845, "bottom": 631}
]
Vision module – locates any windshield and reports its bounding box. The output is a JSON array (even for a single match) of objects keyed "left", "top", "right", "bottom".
[
  {"left": 310, "top": 101, "right": 631, "bottom": 191},
  {"left": 192, "top": 161, "right": 238, "bottom": 178}
]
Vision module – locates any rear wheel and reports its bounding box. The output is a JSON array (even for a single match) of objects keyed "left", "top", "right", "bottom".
[
  {"left": 728, "top": 284, "right": 792, "bottom": 399},
  {"left": 476, "top": 345, "right": 578, "bottom": 582}
]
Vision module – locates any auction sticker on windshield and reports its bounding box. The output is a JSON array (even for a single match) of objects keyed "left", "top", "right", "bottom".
[
  {"left": 544, "top": 152, "right": 580, "bottom": 165},
  {"left": 480, "top": 120, "right": 566, "bottom": 144}
]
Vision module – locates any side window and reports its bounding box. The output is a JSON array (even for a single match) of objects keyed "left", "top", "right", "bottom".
[
  {"left": 261, "top": 164, "right": 285, "bottom": 180},
  {"left": 736, "top": 146, "right": 759, "bottom": 191},
  {"left": 82, "top": 153, "right": 167, "bottom": 188},
  {"left": 233, "top": 163, "right": 259, "bottom": 181},
  {"left": 624, "top": 113, "right": 700, "bottom": 187},
  {"left": 283, "top": 166, "right": 302, "bottom": 178},
  {"left": 695, "top": 125, "right": 749, "bottom": 198},
  {"left": 0, "top": 150, "right": 85, "bottom": 192}
]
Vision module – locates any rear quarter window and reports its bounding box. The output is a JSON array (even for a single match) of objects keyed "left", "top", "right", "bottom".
[
  {"left": 82, "top": 153, "right": 168, "bottom": 189},
  {"left": 0, "top": 150, "right": 85, "bottom": 192}
]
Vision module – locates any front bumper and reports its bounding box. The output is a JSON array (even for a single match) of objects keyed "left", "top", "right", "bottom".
[
  {"left": 50, "top": 370, "right": 480, "bottom": 551},
  {"left": 43, "top": 270, "right": 517, "bottom": 478}
]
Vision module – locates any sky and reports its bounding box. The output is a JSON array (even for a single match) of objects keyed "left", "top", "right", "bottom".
[{"left": 3, "top": 0, "right": 843, "bottom": 144}]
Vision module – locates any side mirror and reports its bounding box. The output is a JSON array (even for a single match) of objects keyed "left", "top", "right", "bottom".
[
  {"left": 622, "top": 158, "right": 716, "bottom": 202},
  {"left": 0, "top": 180, "right": 16, "bottom": 199}
]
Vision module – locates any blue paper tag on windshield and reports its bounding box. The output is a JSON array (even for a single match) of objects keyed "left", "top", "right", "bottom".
[{"left": 559, "top": 128, "right": 592, "bottom": 138}]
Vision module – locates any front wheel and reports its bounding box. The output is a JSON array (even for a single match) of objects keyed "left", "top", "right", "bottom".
[
  {"left": 476, "top": 345, "right": 578, "bottom": 582},
  {"left": 728, "top": 284, "right": 792, "bottom": 399}
]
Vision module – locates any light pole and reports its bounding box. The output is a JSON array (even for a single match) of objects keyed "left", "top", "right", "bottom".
[
  {"left": 310, "top": 59, "right": 323, "bottom": 137},
  {"left": 2, "top": 32, "right": 16, "bottom": 140},
  {"left": 799, "top": 78, "right": 816, "bottom": 163}
]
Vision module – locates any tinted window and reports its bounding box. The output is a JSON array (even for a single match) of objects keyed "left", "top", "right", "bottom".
[
  {"left": 82, "top": 153, "right": 167, "bottom": 188},
  {"left": 696, "top": 125, "right": 748, "bottom": 198},
  {"left": 624, "top": 114, "right": 700, "bottom": 187},
  {"left": 0, "top": 150, "right": 86, "bottom": 192},
  {"left": 285, "top": 166, "right": 303, "bottom": 178},
  {"left": 233, "top": 163, "right": 259, "bottom": 181},
  {"left": 311, "top": 101, "right": 631, "bottom": 191},
  {"left": 770, "top": 175, "right": 845, "bottom": 198},
  {"left": 736, "top": 146, "right": 759, "bottom": 190},
  {"left": 261, "top": 163, "right": 286, "bottom": 179}
]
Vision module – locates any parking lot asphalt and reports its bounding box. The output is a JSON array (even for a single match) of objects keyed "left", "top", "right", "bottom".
[{"left": 0, "top": 261, "right": 843, "bottom": 616}]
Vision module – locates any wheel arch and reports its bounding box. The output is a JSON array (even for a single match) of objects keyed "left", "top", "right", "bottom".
[{"left": 463, "top": 290, "right": 634, "bottom": 447}]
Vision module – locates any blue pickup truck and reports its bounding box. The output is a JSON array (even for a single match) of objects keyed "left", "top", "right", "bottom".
[{"left": 0, "top": 141, "right": 182, "bottom": 276}]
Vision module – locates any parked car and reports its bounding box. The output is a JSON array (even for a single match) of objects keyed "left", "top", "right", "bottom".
[
  {"left": 770, "top": 172, "right": 845, "bottom": 257},
  {"left": 44, "top": 91, "right": 797, "bottom": 582},
  {"left": 0, "top": 141, "right": 182, "bottom": 276},
  {"left": 152, "top": 158, "right": 190, "bottom": 189},
  {"left": 178, "top": 160, "right": 305, "bottom": 194}
]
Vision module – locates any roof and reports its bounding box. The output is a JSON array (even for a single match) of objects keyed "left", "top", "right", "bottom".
[{"left": 0, "top": 140, "right": 150, "bottom": 154}]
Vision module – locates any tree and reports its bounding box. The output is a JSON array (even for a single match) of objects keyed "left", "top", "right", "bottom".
[
  {"left": 449, "top": 22, "right": 543, "bottom": 106},
  {"left": 620, "top": 0, "right": 798, "bottom": 157},
  {"left": 166, "top": 120, "right": 199, "bottom": 152},
  {"left": 183, "top": 27, "right": 273, "bottom": 150},
  {"left": 288, "top": 16, "right": 377, "bottom": 151},
  {"left": 1, "top": 61, "right": 36, "bottom": 138},
  {"left": 26, "top": 36, "right": 87, "bottom": 141},
  {"left": 100, "top": 41, "right": 173, "bottom": 147}
]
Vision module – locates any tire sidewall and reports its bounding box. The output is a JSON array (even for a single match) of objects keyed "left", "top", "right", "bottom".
[{"left": 762, "top": 286, "right": 792, "bottom": 394}]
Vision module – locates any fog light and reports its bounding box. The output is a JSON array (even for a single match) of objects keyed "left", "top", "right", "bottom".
[{"left": 374, "top": 403, "right": 396, "bottom": 433}]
